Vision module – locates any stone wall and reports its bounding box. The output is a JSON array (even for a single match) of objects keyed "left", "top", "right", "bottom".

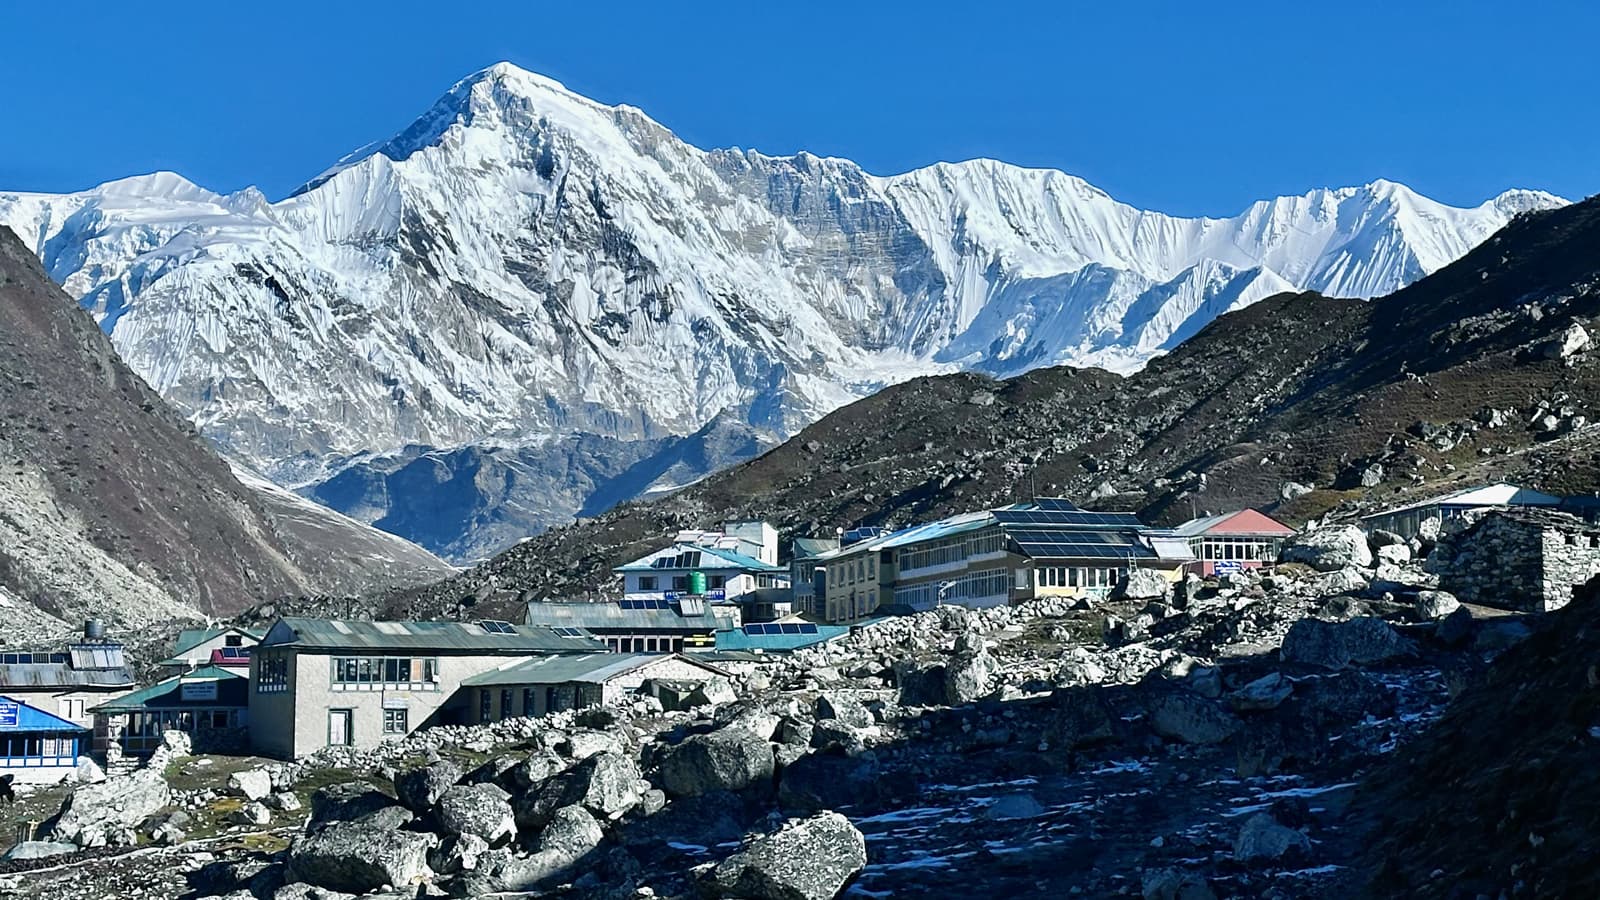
[{"left": 1429, "top": 510, "right": 1600, "bottom": 612}]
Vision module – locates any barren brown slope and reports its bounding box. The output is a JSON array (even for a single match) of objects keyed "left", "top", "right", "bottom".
[
  {"left": 388, "top": 196, "right": 1600, "bottom": 620},
  {"left": 0, "top": 227, "right": 447, "bottom": 632}
]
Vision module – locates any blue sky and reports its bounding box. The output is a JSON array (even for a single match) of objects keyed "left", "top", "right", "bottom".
[{"left": 1, "top": 0, "right": 1594, "bottom": 215}]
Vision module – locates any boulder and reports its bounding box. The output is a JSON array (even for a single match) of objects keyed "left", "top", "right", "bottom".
[
  {"left": 1367, "top": 528, "right": 1407, "bottom": 548},
  {"left": 48, "top": 768, "right": 171, "bottom": 845},
  {"left": 1279, "top": 481, "right": 1313, "bottom": 502},
  {"left": 430, "top": 832, "right": 490, "bottom": 875},
  {"left": 1415, "top": 589, "right": 1461, "bottom": 621},
  {"left": 1142, "top": 868, "right": 1218, "bottom": 900},
  {"left": 562, "top": 729, "right": 624, "bottom": 760},
  {"left": 1280, "top": 616, "right": 1414, "bottom": 669},
  {"left": 1280, "top": 525, "right": 1373, "bottom": 571},
  {"left": 394, "top": 759, "right": 462, "bottom": 812},
  {"left": 308, "top": 782, "right": 398, "bottom": 828},
  {"left": 1376, "top": 543, "right": 1412, "bottom": 565},
  {"left": 1114, "top": 568, "right": 1172, "bottom": 602},
  {"left": 689, "top": 678, "right": 738, "bottom": 707},
  {"left": 435, "top": 783, "right": 516, "bottom": 844},
  {"left": 1232, "top": 813, "right": 1311, "bottom": 864},
  {"left": 463, "top": 805, "right": 603, "bottom": 893},
  {"left": 1435, "top": 605, "right": 1475, "bottom": 646},
  {"left": 1228, "top": 672, "right": 1294, "bottom": 712},
  {"left": 891, "top": 659, "right": 946, "bottom": 707},
  {"left": 286, "top": 821, "right": 437, "bottom": 893},
  {"left": 232, "top": 801, "right": 272, "bottom": 827},
  {"left": 504, "top": 750, "right": 570, "bottom": 791},
  {"left": 228, "top": 768, "right": 274, "bottom": 802},
  {"left": 1312, "top": 566, "right": 1371, "bottom": 596},
  {"left": 516, "top": 749, "right": 642, "bottom": 828},
  {"left": 74, "top": 757, "right": 106, "bottom": 785},
  {"left": 705, "top": 812, "right": 867, "bottom": 900},
  {"left": 1543, "top": 322, "right": 1591, "bottom": 359},
  {"left": 660, "top": 728, "right": 775, "bottom": 797},
  {"left": 815, "top": 693, "right": 874, "bottom": 730},
  {"left": 270, "top": 791, "right": 303, "bottom": 812},
  {"left": 1148, "top": 693, "right": 1242, "bottom": 745},
  {"left": 944, "top": 644, "right": 999, "bottom": 705}
]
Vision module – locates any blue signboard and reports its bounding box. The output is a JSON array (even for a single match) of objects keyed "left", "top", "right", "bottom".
[
  {"left": 707, "top": 589, "right": 726, "bottom": 601},
  {"left": 662, "top": 591, "right": 678, "bottom": 601},
  {"left": 0, "top": 701, "right": 18, "bottom": 727},
  {"left": 1214, "top": 560, "right": 1244, "bottom": 574}
]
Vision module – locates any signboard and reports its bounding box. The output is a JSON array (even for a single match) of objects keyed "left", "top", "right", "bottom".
[
  {"left": 662, "top": 591, "right": 678, "bottom": 600},
  {"left": 382, "top": 698, "right": 409, "bottom": 710},
  {"left": 1214, "top": 561, "right": 1245, "bottom": 575},
  {"left": 706, "top": 589, "right": 726, "bottom": 601},
  {"left": 180, "top": 680, "right": 218, "bottom": 702},
  {"left": 0, "top": 701, "right": 17, "bottom": 727}
]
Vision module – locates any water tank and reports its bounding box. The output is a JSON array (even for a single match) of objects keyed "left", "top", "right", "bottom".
[
  {"left": 687, "top": 571, "right": 707, "bottom": 595},
  {"left": 84, "top": 619, "right": 105, "bottom": 641}
]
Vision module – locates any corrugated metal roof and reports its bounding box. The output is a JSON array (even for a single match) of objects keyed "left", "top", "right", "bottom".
[
  {"left": 1363, "top": 482, "right": 1564, "bottom": 519},
  {"left": 616, "top": 542, "right": 787, "bottom": 573},
  {"left": 89, "top": 666, "right": 247, "bottom": 714},
  {"left": 1145, "top": 536, "right": 1199, "bottom": 561},
  {"left": 713, "top": 624, "right": 849, "bottom": 652},
  {"left": 1170, "top": 510, "right": 1296, "bottom": 538},
  {"left": 0, "top": 653, "right": 135, "bottom": 690},
  {"left": 172, "top": 626, "right": 265, "bottom": 657},
  {"left": 259, "top": 617, "right": 607, "bottom": 654},
  {"left": 460, "top": 652, "right": 725, "bottom": 687},
  {"left": 523, "top": 601, "right": 722, "bottom": 631}
]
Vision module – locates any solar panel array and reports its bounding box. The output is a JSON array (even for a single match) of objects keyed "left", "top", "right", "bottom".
[
  {"left": 618, "top": 599, "right": 671, "bottom": 610},
  {"left": 0, "top": 652, "right": 68, "bottom": 666},
  {"left": 991, "top": 509, "right": 1143, "bottom": 528},
  {"left": 1031, "top": 498, "right": 1083, "bottom": 512},
  {"left": 742, "top": 623, "right": 820, "bottom": 636},
  {"left": 550, "top": 627, "right": 588, "bottom": 637},
  {"left": 215, "top": 647, "right": 250, "bottom": 659},
  {"left": 478, "top": 620, "right": 517, "bottom": 635}
]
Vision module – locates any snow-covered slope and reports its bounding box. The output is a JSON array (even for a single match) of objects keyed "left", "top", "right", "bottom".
[{"left": 0, "top": 62, "right": 1566, "bottom": 555}]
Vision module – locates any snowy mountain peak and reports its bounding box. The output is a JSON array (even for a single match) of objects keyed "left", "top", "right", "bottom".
[{"left": 0, "top": 65, "right": 1572, "bottom": 549}]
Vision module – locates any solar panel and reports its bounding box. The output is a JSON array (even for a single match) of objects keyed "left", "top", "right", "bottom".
[
  {"left": 551, "top": 627, "right": 587, "bottom": 637},
  {"left": 478, "top": 620, "right": 516, "bottom": 635},
  {"left": 992, "top": 509, "right": 1144, "bottom": 529},
  {"left": 1032, "top": 498, "right": 1082, "bottom": 511}
]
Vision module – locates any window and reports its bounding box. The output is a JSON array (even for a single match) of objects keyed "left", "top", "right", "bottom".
[
  {"left": 708, "top": 574, "right": 726, "bottom": 589},
  {"left": 523, "top": 688, "right": 537, "bottom": 717},
  {"left": 868, "top": 555, "right": 877, "bottom": 579},
  {"left": 58, "top": 698, "right": 85, "bottom": 720},
  {"left": 225, "top": 634, "right": 243, "bottom": 648},
  {"left": 638, "top": 575, "right": 658, "bottom": 591},
  {"left": 383, "top": 707, "right": 408, "bottom": 735},
  {"left": 672, "top": 575, "right": 688, "bottom": 592},
  {"left": 479, "top": 689, "right": 493, "bottom": 723},
  {"left": 330, "top": 656, "right": 439, "bottom": 691},
  {"left": 257, "top": 653, "right": 289, "bottom": 693}
]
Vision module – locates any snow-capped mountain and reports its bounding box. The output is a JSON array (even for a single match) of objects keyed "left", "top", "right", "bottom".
[{"left": 0, "top": 62, "right": 1566, "bottom": 558}]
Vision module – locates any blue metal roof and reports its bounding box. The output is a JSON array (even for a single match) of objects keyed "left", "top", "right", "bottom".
[
  {"left": 616, "top": 542, "right": 785, "bottom": 573},
  {"left": 710, "top": 624, "right": 849, "bottom": 653},
  {"left": 0, "top": 698, "right": 89, "bottom": 732}
]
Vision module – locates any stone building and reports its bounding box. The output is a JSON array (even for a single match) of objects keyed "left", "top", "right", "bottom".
[{"left": 1428, "top": 508, "right": 1600, "bottom": 612}]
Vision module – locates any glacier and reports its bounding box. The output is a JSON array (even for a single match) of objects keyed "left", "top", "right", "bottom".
[{"left": 0, "top": 62, "right": 1567, "bottom": 558}]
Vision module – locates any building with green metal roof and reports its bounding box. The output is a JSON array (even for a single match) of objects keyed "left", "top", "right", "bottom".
[
  {"left": 91, "top": 665, "right": 248, "bottom": 756},
  {"left": 248, "top": 617, "right": 619, "bottom": 759}
]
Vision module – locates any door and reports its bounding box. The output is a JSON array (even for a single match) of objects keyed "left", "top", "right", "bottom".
[{"left": 328, "top": 709, "right": 352, "bottom": 747}]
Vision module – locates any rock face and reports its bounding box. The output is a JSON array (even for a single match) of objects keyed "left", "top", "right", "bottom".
[
  {"left": 660, "top": 728, "right": 775, "bottom": 797},
  {"left": 1280, "top": 617, "right": 1414, "bottom": 669},
  {"left": 49, "top": 769, "right": 172, "bottom": 846},
  {"left": 706, "top": 812, "right": 868, "bottom": 900},
  {"left": 1280, "top": 525, "right": 1374, "bottom": 572},
  {"left": 286, "top": 821, "right": 437, "bottom": 893}
]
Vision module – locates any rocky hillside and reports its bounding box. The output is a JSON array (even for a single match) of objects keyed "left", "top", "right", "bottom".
[
  {"left": 387, "top": 195, "right": 1600, "bottom": 619},
  {"left": 0, "top": 227, "right": 448, "bottom": 634},
  {"left": 1350, "top": 574, "right": 1600, "bottom": 897}
]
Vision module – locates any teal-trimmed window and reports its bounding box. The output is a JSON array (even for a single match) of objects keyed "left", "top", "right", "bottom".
[{"left": 330, "top": 656, "right": 440, "bottom": 691}]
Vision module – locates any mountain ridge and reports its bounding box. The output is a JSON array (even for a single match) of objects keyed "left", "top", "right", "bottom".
[{"left": 0, "top": 61, "right": 1567, "bottom": 560}]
